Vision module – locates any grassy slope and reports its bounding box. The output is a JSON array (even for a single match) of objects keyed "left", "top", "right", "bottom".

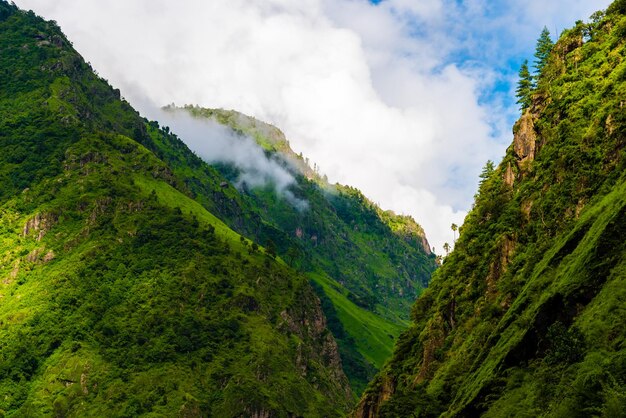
[
  {"left": 0, "top": 4, "right": 352, "bottom": 416},
  {"left": 133, "top": 175, "right": 250, "bottom": 252},
  {"left": 309, "top": 272, "right": 409, "bottom": 368},
  {"left": 357, "top": 2, "right": 626, "bottom": 416}
]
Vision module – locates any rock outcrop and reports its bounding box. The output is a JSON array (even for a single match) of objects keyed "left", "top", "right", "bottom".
[
  {"left": 23, "top": 212, "right": 57, "bottom": 241},
  {"left": 279, "top": 287, "right": 353, "bottom": 403},
  {"left": 504, "top": 162, "right": 515, "bottom": 187},
  {"left": 352, "top": 376, "right": 395, "bottom": 418},
  {"left": 512, "top": 111, "right": 537, "bottom": 170}
]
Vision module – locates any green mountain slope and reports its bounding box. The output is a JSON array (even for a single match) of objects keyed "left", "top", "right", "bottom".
[
  {"left": 161, "top": 105, "right": 437, "bottom": 393},
  {"left": 0, "top": 3, "right": 353, "bottom": 416},
  {"left": 356, "top": 2, "right": 626, "bottom": 416}
]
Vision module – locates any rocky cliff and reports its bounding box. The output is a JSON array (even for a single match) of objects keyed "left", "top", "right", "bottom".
[{"left": 355, "top": 2, "right": 626, "bottom": 416}]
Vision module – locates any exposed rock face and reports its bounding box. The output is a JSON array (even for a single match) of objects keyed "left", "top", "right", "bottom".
[
  {"left": 420, "top": 235, "right": 432, "bottom": 256},
  {"left": 352, "top": 376, "right": 395, "bottom": 418},
  {"left": 4, "top": 259, "right": 20, "bottom": 284},
  {"left": 23, "top": 212, "right": 57, "bottom": 241},
  {"left": 504, "top": 162, "right": 515, "bottom": 187},
  {"left": 278, "top": 287, "right": 353, "bottom": 404},
  {"left": 554, "top": 29, "right": 583, "bottom": 58},
  {"left": 521, "top": 199, "right": 533, "bottom": 221},
  {"left": 80, "top": 372, "right": 88, "bottom": 395},
  {"left": 513, "top": 111, "right": 537, "bottom": 170},
  {"left": 43, "top": 250, "right": 55, "bottom": 263},
  {"left": 26, "top": 248, "right": 43, "bottom": 263}
]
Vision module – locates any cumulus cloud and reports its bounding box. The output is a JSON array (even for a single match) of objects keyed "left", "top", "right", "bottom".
[{"left": 14, "top": 0, "right": 611, "bottom": 252}]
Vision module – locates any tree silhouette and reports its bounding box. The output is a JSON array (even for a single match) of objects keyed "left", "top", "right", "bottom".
[
  {"left": 451, "top": 223, "right": 458, "bottom": 242},
  {"left": 443, "top": 242, "right": 450, "bottom": 256}
]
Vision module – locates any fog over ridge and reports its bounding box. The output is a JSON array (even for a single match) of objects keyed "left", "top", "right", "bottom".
[{"left": 155, "top": 107, "right": 309, "bottom": 211}]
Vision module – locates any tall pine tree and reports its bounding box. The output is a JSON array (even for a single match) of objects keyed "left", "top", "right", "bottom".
[
  {"left": 534, "top": 26, "right": 554, "bottom": 76},
  {"left": 516, "top": 59, "right": 533, "bottom": 111}
]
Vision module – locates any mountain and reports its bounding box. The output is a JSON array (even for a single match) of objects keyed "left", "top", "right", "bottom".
[
  {"left": 0, "top": 3, "right": 353, "bottom": 416},
  {"left": 356, "top": 2, "right": 626, "bottom": 416},
  {"left": 160, "top": 105, "right": 437, "bottom": 394}
]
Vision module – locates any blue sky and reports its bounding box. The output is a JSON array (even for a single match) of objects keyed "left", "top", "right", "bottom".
[
  {"left": 365, "top": 0, "right": 611, "bottom": 122},
  {"left": 16, "top": 0, "right": 613, "bottom": 250},
  {"left": 351, "top": 0, "right": 612, "bottom": 213}
]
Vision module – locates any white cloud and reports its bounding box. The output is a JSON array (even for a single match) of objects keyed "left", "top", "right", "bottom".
[
  {"left": 14, "top": 0, "right": 612, "bottom": 253},
  {"left": 155, "top": 108, "right": 309, "bottom": 211}
]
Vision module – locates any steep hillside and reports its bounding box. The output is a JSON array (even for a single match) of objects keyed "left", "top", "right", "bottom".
[
  {"left": 0, "top": 3, "right": 352, "bottom": 416},
  {"left": 356, "top": 2, "right": 626, "bottom": 416},
  {"left": 161, "top": 105, "right": 437, "bottom": 393}
]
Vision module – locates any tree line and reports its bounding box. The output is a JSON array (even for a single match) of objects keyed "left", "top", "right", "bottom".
[{"left": 516, "top": 26, "right": 554, "bottom": 111}]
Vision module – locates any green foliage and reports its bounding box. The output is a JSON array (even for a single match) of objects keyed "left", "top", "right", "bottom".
[
  {"left": 359, "top": 2, "right": 626, "bottom": 416},
  {"left": 516, "top": 60, "right": 534, "bottom": 110},
  {"left": 168, "top": 106, "right": 437, "bottom": 394},
  {"left": 544, "top": 322, "right": 585, "bottom": 365},
  {"left": 534, "top": 26, "right": 554, "bottom": 76},
  {"left": 265, "top": 239, "right": 277, "bottom": 258},
  {"left": 477, "top": 159, "right": 495, "bottom": 192},
  {"left": 607, "top": 0, "right": 626, "bottom": 15},
  {"left": 0, "top": 5, "right": 353, "bottom": 416}
]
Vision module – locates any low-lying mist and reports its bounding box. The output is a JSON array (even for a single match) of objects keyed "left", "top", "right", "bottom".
[{"left": 155, "top": 108, "right": 308, "bottom": 210}]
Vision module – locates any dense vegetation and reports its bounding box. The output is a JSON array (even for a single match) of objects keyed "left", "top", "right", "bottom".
[
  {"left": 357, "top": 1, "right": 626, "bottom": 416},
  {"left": 164, "top": 106, "right": 436, "bottom": 393},
  {"left": 0, "top": 3, "right": 354, "bottom": 416}
]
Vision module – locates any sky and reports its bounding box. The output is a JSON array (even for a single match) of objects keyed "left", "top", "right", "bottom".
[{"left": 15, "top": 0, "right": 611, "bottom": 252}]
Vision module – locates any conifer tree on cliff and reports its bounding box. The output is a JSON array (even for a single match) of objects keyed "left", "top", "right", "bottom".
[
  {"left": 516, "top": 59, "right": 533, "bottom": 111},
  {"left": 534, "top": 26, "right": 554, "bottom": 76}
]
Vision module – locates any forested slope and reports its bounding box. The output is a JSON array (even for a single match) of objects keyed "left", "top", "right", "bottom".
[
  {"left": 356, "top": 1, "right": 626, "bottom": 416},
  {"left": 161, "top": 106, "right": 437, "bottom": 393},
  {"left": 0, "top": 3, "right": 352, "bottom": 416}
]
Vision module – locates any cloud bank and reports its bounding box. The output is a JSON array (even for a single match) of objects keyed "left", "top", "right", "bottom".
[
  {"left": 15, "top": 0, "right": 611, "bottom": 251},
  {"left": 154, "top": 108, "right": 308, "bottom": 210}
]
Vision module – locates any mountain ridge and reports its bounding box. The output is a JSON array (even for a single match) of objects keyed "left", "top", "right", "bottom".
[
  {"left": 0, "top": 3, "right": 353, "bottom": 415},
  {"left": 0, "top": 1, "right": 437, "bottom": 413},
  {"left": 159, "top": 104, "right": 436, "bottom": 393}
]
